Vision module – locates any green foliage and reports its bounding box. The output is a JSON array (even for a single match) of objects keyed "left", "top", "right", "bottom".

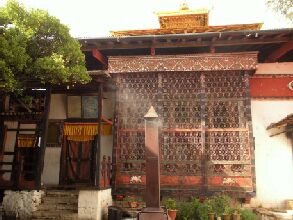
[
  {"left": 196, "top": 202, "right": 209, "bottom": 220},
  {"left": 240, "top": 209, "right": 260, "bottom": 220},
  {"left": 266, "top": 0, "right": 293, "bottom": 22},
  {"left": 163, "top": 198, "right": 177, "bottom": 210},
  {"left": 20, "top": 95, "right": 33, "bottom": 106},
  {"left": 224, "top": 206, "right": 234, "bottom": 215},
  {"left": 177, "top": 200, "right": 195, "bottom": 220},
  {"left": 208, "top": 194, "right": 231, "bottom": 217},
  {"left": 0, "top": 0, "right": 90, "bottom": 93},
  {"left": 176, "top": 198, "right": 209, "bottom": 220}
]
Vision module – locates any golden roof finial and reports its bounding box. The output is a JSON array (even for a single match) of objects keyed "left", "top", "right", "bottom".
[{"left": 180, "top": 0, "right": 189, "bottom": 10}]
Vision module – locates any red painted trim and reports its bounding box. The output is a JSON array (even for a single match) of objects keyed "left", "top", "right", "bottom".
[
  {"left": 150, "top": 47, "right": 156, "bottom": 56},
  {"left": 250, "top": 77, "right": 293, "bottom": 98},
  {"left": 265, "top": 40, "right": 293, "bottom": 63},
  {"left": 92, "top": 49, "right": 108, "bottom": 68}
]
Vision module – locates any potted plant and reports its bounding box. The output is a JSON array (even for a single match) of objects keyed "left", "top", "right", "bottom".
[
  {"left": 232, "top": 208, "right": 241, "bottom": 220},
  {"left": 222, "top": 207, "right": 233, "bottom": 220},
  {"left": 207, "top": 201, "right": 215, "bottom": 220},
  {"left": 124, "top": 196, "right": 140, "bottom": 208},
  {"left": 209, "top": 194, "right": 231, "bottom": 220},
  {"left": 197, "top": 202, "right": 210, "bottom": 220},
  {"left": 240, "top": 209, "right": 258, "bottom": 220},
  {"left": 163, "top": 198, "right": 177, "bottom": 220}
]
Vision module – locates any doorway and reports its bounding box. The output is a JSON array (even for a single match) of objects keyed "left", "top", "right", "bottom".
[{"left": 60, "top": 139, "right": 94, "bottom": 185}]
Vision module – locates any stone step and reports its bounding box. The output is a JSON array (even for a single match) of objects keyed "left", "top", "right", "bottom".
[
  {"left": 32, "top": 210, "right": 78, "bottom": 218},
  {"left": 45, "top": 190, "right": 78, "bottom": 197},
  {"left": 42, "top": 197, "right": 78, "bottom": 205},
  {"left": 32, "top": 213, "right": 79, "bottom": 220},
  {"left": 31, "top": 190, "right": 79, "bottom": 220},
  {"left": 37, "top": 204, "right": 77, "bottom": 212}
]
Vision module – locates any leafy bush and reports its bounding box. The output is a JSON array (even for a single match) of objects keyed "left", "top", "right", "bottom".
[
  {"left": 224, "top": 206, "right": 234, "bottom": 215},
  {"left": 196, "top": 202, "right": 209, "bottom": 220},
  {"left": 208, "top": 194, "right": 231, "bottom": 217},
  {"left": 163, "top": 198, "right": 177, "bottom": 210},
  {"left": 240, "top": 209, "right": 260, "bottom": 220},
  {"left": 176, "top": 201, "right": 195, "bottom": 220},
  {"left": 176, "top": 198, "right": 209, "bottom": 220},
  {"left": 171, "top": 195, "right": 236, "bottom": 220}
]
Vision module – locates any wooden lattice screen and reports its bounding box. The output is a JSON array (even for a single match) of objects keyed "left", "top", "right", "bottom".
[{"left": 110, "top": 53, "right": 256, "bottom": 198}]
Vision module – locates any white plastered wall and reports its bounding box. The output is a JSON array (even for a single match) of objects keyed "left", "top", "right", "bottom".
[
  {"left": 251, "top": 100, "right": 293, "bottom": 208},
  {"left": 78, "top": 189, "right": 113, "bottom": 220},
  {"left": 41, "top": 94, "right": 66, "bottom": 185}
]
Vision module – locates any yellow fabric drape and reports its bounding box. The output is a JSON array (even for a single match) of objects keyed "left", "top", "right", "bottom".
[
  {"left": 63, "top": 123, "right": 112, "bottom": 142},
  {"left": 101, "top": 124, "right": 112, "bottom": 136},
  {"left": 17, "top": 135, "right": 36, "bottom": 148},
  {"left": 64, "top": 123, "right": 98, "bottom": 136}
]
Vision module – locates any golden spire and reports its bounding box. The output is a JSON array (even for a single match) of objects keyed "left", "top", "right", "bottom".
[{"left": 180, "top": 0, "right": 189, "bottom": 10}]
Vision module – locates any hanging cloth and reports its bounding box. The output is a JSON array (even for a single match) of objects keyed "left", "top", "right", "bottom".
[
  {"left": 17, "top": 134, "right": 36, "bottom": 148},
  {"left": 64, "top": 123, "right": 98, "bottom": 142},
  {"left": 63, "top": 122, "right": 112, "bottom": 142}
]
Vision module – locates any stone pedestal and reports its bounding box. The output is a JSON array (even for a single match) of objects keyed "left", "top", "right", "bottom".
[{"left": 78, "top": 189, "right": 112, "bottom": 220}]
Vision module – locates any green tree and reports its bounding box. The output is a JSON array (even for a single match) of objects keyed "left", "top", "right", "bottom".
[
  {"left": 0, "top": 0, "right": 90, "bottom": 94},
  {"left": 267, "top": 0, "right": 293, "bottom": 22}
]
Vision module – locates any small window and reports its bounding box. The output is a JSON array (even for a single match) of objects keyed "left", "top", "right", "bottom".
[
  {"left": 67, "top": 95, "right": 99, "bottom": 119},
  {"left": 47, "top": 121, "right": 62, "bottom": 147}
]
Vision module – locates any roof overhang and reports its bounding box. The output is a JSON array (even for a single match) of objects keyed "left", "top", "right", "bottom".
[
  {"left": 79, "top": 28, "right": 293, "bottom": 51},
  {"left": 267, "top": 114, "right": 293, "bottom": 136}
]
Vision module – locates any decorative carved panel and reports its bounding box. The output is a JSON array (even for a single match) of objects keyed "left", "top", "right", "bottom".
[
  {"left": 109, "top": 53, "right": 257, "bottom": 73},
  {"left": 113, "top": 62, "right": 254, "bottom": 196}
]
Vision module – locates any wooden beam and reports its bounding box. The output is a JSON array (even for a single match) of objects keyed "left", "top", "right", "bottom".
[
  {"left": 92, "top": 49, "right": 108, "bottom": 68},
  {"left": 94, "top": 83, "right": 103, "bottom": 187},
  {"left": 36, "top": 86, "right": 51, "bottom": 188},
  {"left": 82, "top": 37, "right": 291, "bottom": 51},
  {"left": 265, "top": 40, "right": 293, "bottom": 62}
]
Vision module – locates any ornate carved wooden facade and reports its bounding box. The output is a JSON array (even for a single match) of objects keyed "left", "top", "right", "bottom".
[{"left": 110, "top": 53, "right": 256, "bottom": 197}]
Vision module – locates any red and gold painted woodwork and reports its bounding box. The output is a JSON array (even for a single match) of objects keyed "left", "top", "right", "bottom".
[
  {"left": 250, "top": 75, "right": 293, "bottom": 98},
  {"left": 109, "top": 53, "right": 258, "bottom": 73},
  {"left": 111, "top": 4, "right": 262, "bottom": 36},
  {"left": 157, "top": 7, "right": 209, "bottom": 29},
  {"left": 111, "top": 23, "right": 262, "bottom": 37},
  {"left": 111, "top": 53, "right": 256, "bottom": 197}
]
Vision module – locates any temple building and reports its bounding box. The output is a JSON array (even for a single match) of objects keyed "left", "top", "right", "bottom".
[{"left": 0, "top": 3, "right": 292, "bottom": 219}]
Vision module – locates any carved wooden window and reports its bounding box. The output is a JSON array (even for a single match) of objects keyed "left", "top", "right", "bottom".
[{"left": 114, "top": 71, "right": 253, "bottom": 196}]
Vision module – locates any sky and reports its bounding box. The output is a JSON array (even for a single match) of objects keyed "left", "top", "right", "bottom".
[{"left": 0, "top": 0, "right": 292, "bottom": 38}]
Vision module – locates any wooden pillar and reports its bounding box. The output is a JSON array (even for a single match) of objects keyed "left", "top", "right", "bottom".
[
  {"left": 144, "top": 106, "right": 160, "bottom": 208},
  {"left": 36, "top": 86, "right": 51, "bottom": 188},
  {"left": 95, "top": 83, "right": 103, "bottom": 187},
  {"left": 139, "top": 106, "right": 167, "bottom": 219}
]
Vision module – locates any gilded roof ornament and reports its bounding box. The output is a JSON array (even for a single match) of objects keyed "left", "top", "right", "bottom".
[
  {"left": 110, "top": 1, "right": 262, "bottom": 36},
  {"left": 180, "top": 1, "right": 189, "bottom": 10}
]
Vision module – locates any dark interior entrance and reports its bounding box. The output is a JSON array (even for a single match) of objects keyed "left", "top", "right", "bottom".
[{"left": 60, "top": 140, "right": 94, "bottom": 185}]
